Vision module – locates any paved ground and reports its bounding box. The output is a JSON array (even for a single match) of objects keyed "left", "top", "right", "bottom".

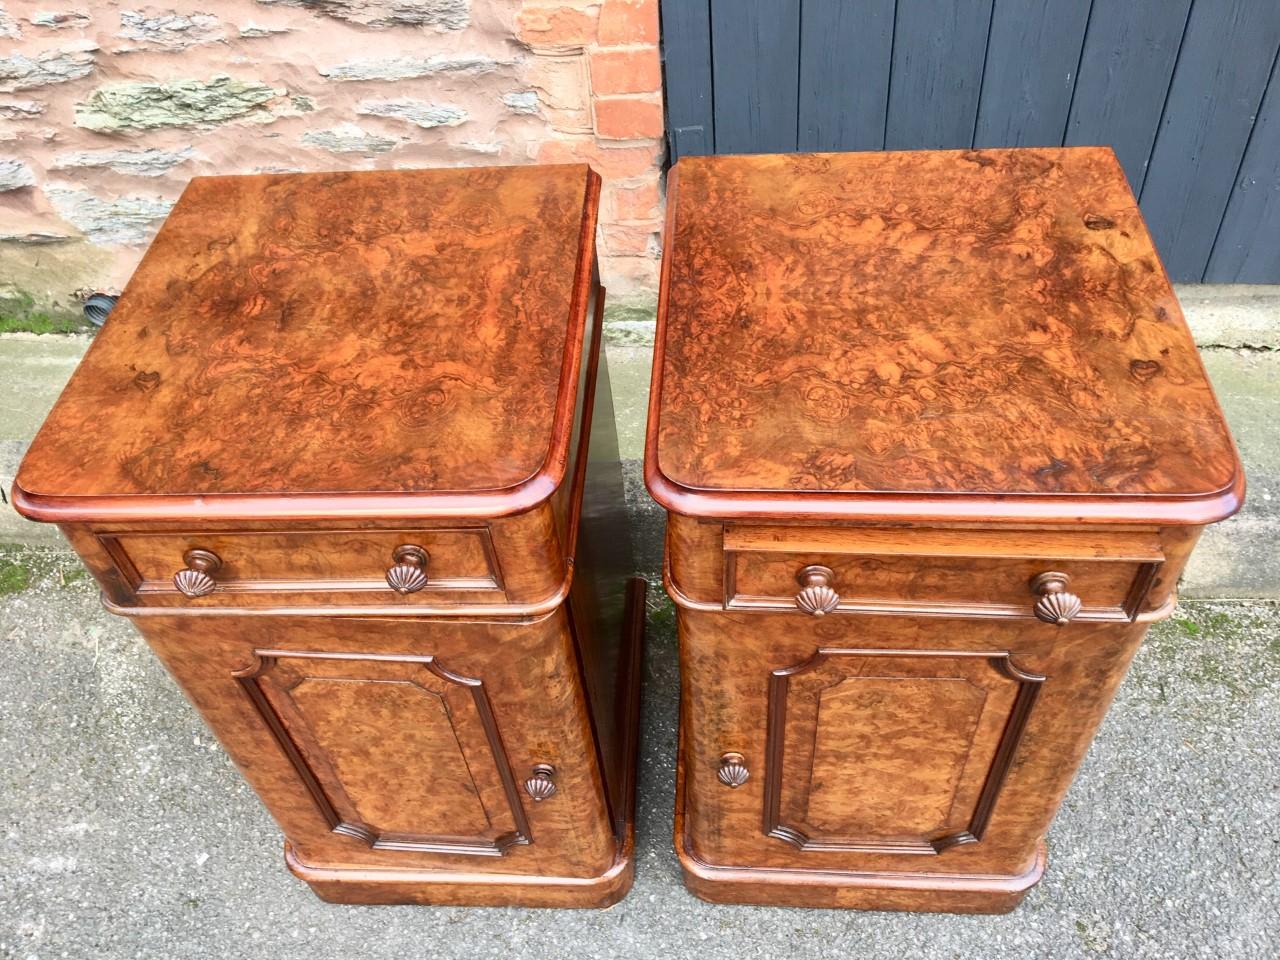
[
  {"left": 1, "top": 286, "right": 1278, "bottom": 959},
  {"left": 0, "top": 542, "right": 1276, "bottom": 960}
]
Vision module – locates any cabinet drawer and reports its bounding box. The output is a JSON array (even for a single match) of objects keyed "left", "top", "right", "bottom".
[
  {"left": 101, "top": 527, "right": 504, "bottom": 607},
  {"left": 722, "top": 526, "right": 1164, "bottom": 622}
]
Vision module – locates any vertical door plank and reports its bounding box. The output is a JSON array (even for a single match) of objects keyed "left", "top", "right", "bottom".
[
  {"left": 1140, "top": 1, "right": 1280, "bottom": 280},
  {"left": 661, "top": 0, "right": 716, "bottom": 161},
  {"left": 1065, "top": 0, "right": 1192, "bottom": 193},
  {"left": 798, "top": 0, "right": 896, "bottom": 152},
  {"left": 974, "top": 0, "right": 1092, "bottom": 147},
  {"left": 1206, "top": 57, "right": 1280, "bottom": 281},
  {"left": 709, "top": 0, "right": 801, "bottom": 154},
  {"left": 886, "top": 0, "right": 995, "bottom": 150}
]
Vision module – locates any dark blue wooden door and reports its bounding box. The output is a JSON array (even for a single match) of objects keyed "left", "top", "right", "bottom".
[{"left": 661, "top": 0, "right": 1280, "bottom": 282}]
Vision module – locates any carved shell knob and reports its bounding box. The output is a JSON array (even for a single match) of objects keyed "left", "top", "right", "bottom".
[
  {"left": 173, "top": 549, "right": 221, "bottom": 598},
  {"left": 385, "top": 545, "right": 429, "bottom": 594},
  {"left": 717, "top": 752, "right": 750, "bottom": 788},
  {"left": 523, "top": 764, "right": 557, "bottom": 802},
  {"left": 795, "top": 565, "right": 840, "bottom": 617},
  {"left": 1031, "top": 571, "right": 1083, "bottom": 625}
]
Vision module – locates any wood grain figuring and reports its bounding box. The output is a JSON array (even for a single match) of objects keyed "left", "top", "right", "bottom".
[
  {"left": 648, "top": 148, "right": 1244, "bottom": 525},
  {"left": 764, "top": 650, "right": 1042, "bottom": 854},
  {"left": 239, "top": 652, "right": 529, "bottom": 856},
  {"left": 16, "top": 166, "right": 642, "bottom": 908},
  {"left": 14, "top": 164, "right": 601, "bottom": 522},
  {"left": 650, "top": 147, "right": 1243, "bottom": 911},
  {"left": 674, "top": 607, "right": 1146, "bottom": 878}
]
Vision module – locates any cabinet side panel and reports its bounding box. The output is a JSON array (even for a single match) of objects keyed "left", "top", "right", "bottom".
[{"left": 567, "top": 316, "right": 638, "bottom": 835}]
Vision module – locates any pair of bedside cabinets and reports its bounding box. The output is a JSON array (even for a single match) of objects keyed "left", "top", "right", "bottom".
[{"left": 15, "top": 149, "right": 1243, "bottom": 914}]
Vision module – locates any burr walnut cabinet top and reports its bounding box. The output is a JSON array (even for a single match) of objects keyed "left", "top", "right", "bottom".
[
  {"left": 15, "top": 164, "right": 601, "bottom": 522},
  {"left": 647, "top": 148, "right": 1242, "bottom": 525}
]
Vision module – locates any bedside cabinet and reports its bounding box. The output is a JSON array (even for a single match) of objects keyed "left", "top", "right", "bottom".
[
  {"left": 646, "top": 148, "right": 1242, "bottom": 913},
  {"left": 14, "top": 164, "right": 644, "bottom": 908}
]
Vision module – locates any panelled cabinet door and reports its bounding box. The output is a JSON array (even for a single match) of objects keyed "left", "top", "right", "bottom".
[
  {"left": 763, "top": 648, "right": 1043, "bottom": 855},
  {"left": 237, "top": 651, "right": 530, "bottom": 857}
]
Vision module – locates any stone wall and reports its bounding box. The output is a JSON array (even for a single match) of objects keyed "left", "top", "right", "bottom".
[{"left": 0, "top": 0, "right": 665, "bottom": 325}]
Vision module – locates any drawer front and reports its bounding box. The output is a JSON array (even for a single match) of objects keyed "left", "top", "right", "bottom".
[
  {"left": 678, "top": 607, "right": 1148, "bottom": 877},
  {"left": 102, "top": 527, "right": 504, "bottom": 607},
  {"left": 720, "top": 526, "right": 1164, "bottom": 622}
]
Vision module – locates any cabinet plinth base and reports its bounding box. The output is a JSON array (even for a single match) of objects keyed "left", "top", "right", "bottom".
[
  {"left": 674, "top": 733, "right": 1046, "bottom": 914},
  {"left": 286, "top": 836, "right": 635, "bottom": 909},
  {"left": 284, "top": 577, "right": 646, "bottom": 908}
]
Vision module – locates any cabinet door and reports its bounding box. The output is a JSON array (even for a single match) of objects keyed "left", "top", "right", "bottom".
[
  {"left": 679, "top": 608, "right": 1144, "bottom": 877},
  {"left": 238, "top": 650, "right": 530, "bottom": 857},
  {"left": 137, "top": 611, "right": 617, "bottom": 877},
  {"left": 762, "top": 648, "right": 1041, "bottom": 854}
]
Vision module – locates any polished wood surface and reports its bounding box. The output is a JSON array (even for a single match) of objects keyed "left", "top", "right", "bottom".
[
  {"left": 15, "top": 164, "right": 601, "bottom": 522},
  {"left": 650, "top": 148, "right": 1242, "bottom": 912},
  {"left": 647, "top": 147, "right": 1243, "bottom": 525},
  {"left": 15, "top": 166, "right": 642, "bottom": 908}
]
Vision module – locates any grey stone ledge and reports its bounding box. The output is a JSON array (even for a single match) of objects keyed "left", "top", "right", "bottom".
[
  {"left": 355, "top": 99, "right": 466, "bottom": 129},
  {"left": 44, "top": 187, "right": 174, "bottom": 245},
  {"left": 0, "top": 47, "right": 96, "bottom": 93},
  {"left": 74, "top": 76, "right": 283, "bottom": 131},
  {"left": 300, "top": 123, "right": 398, "bottom": 154},
  {"left": 0, "top": 157, "right": 36, "bottom": 192},
  {"left": 258, "top": 0, "right": 470, "bottom": 31},
  {"left": 319, "top": 54, "right": 503, "bottom": 83},
  {"left": 52, "top": 147, "right": 196, "bottom": 177}
]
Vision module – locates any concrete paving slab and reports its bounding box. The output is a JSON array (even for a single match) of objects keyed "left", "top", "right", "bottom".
[
  {"left": 0, "top": 543, "right": 1275, "bottom": 960},
  {"left": 1182, "top": 350, "right": 1280, "bottom": 598},
  {"left": 604, "top": 343, "right": 653, "bottom": 462},
  {"left": 0, "top": 334, "right": 92, "bottom": 441},
  {"left": 1174, "top": 284, "right": 1280, "bottom": 349}
]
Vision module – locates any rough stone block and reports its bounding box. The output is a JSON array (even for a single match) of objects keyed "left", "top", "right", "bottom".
[
  {"left": 28, "top": 11, "right": 91, "bottom": 30},
  {"left": 74, "top": 76, "right": 282, "bottom": 131},
  {"left": 117, "top": 10, "right": 223, "bottom": 48},
  {"left": 319, "top": 54, "right": 500, "bottom": 82},
  {"left": 0, "top": 47, "right": 96, "bottom": 92},
  {"left": 0, "top": 158, "right": 36, "bottom": 192},
  {"left": 0, "top": 6, "right": 19, "bottom": 39},
  {"left": 0, "top": 99, "right": 43, "bottom": 118},
  {"left": 301, "top": 123, "right": 398, "bottom": 153},
  {"left": 44, "top": 187, "right": 173, "bottom": 245},
  {"left": 356, "top": 99, "right": 466, "bottom": 129},
  {"left": 52, "top": 147, "right": 195, "bottom": 177},
  {"left": 502, "top": 90, "right": 540, "bottom": 114},
  {"left": 238, "top": 21, "right": 291, "bottom": 37},
  {"left": 258, "top": 0, "right": 470, "bottom": 31}
]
